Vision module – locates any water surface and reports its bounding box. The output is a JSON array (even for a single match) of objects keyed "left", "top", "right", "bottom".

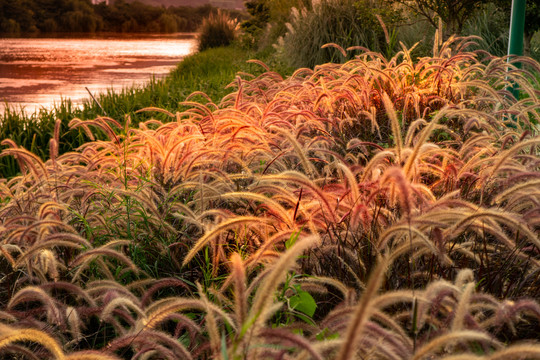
[{"left": 0, "top": 34, "right": 197, "bottom": 113}]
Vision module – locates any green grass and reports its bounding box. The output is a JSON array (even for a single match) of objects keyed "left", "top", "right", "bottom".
[{"left": 0, "top": 45, "right": 293, "bottom": 179}]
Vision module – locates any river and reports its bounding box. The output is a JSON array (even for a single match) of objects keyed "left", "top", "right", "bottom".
[{"left": 0, "top": 33, "right": 197, "bottom": 114}]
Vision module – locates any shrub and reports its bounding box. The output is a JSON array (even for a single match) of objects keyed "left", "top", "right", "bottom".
[
  {"left": 241, "top": 0, "right": 307, "bottom": 49},
  {"left": 197, "top": 10, "right": 239, "bottom": 52},
  {"left": 0, "top": 19, "right": 21, "bottom": 34},
  {"left": 241, "top": 0, "right": 271, "bottom": 45},
  {"left": 278, "top": 0, "right": 400, "bottom": 68}
]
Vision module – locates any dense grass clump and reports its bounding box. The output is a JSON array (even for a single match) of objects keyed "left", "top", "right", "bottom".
[
  {"left": 0, "top": 45, "right": 290, "bottom": 179},
  {"left": 197, "top": 10, "right": 239, "bottom": 51},
  {"left": 462, "top": 3, "right": 509, "bottom": 57},
  {"left": 1, "top": 33, "right": 540, "bottom": 359},
  {"left": 277, "top": 0, "right": 399, "bottom": 68}
]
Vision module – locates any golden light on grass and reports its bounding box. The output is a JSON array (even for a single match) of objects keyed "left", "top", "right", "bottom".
[{"left": 1, "top": 32, "right": 540, "bottom": 359}]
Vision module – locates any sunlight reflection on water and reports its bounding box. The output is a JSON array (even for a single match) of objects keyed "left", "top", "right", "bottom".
[{"left": 0, "top": 34, "right": 197, "bottom": 114}]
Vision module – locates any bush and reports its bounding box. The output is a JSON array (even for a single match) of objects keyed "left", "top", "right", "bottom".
[
  {"left": 241, "top": 0, "right": 308, "bottom": 49},
  {"left": 197, "top": 10, "right": 239, "bottom": 52},
  {"left": 241, "top": 0, "right": 271, "bottom": 46},
  {"left": 278, "top": 0, "right": 400, "bottom": 68},
  {"left": 393, "top": 14, "right": 434, "bottom": 59}
]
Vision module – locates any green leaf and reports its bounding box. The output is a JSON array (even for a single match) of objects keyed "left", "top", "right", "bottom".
[
  {"left": 285, "top": 228, "right": 302, "bottom": 249},
  {"left": 221, "top": 332, "right": 229, "bottom": 360},
  {"left": 289, "top": 289, "right": 317, "bottom": 317},
  {"left": 316, "top": 327, "right": 340, "bottom": 341}
]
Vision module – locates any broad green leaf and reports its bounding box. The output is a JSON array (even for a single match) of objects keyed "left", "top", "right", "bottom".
[{"left": 289, "top": 289, "right": 317, "bottom": 317}]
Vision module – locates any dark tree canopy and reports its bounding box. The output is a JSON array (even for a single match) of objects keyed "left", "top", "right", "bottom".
[
  {"left": 0, "top": 0, "right": 245, "bottom": 35},
  {"left": 491, "top": 0, "right": 540, "bottom": 56},
  {"left": 388, "top": 0, "right": 488, "bottom": 37}
]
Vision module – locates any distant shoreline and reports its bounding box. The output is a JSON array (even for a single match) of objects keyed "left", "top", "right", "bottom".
[{"left": 0, "top": 32, "right": 197, "bottom": 40}]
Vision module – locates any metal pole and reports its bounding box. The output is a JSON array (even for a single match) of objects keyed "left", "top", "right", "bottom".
[{"left": 507, "top": 0, "right": 526, "bottom": 99}]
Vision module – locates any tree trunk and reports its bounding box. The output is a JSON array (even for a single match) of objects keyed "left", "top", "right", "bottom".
[
  {"left": 524, "top": 31, "right": 533, "bottom": 58},
  {"left": 443, "top": 17, "right": 461, "bottom": 40}
]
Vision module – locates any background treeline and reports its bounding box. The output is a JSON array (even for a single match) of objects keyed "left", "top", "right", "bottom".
[
  {"left": 0, "top": 0, "right": 246, "bottom": 34},
  {"left": 241, "top": 0, "right": 540, "bottom": 67}
]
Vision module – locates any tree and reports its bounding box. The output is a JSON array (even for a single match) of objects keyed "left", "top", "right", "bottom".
[
  {"left": 0, "top": 0, "right": 219, "bottom": 34},
  {"left": 241, "top": 0, "right": 306, "bottom": 47},
  {"left": 491, "top": 0, "right": 540, "bottom": 57},
  {"left": 389, "top": 0, "right": 487, "bottom": 38},
  {"left": 0, "top": 0, "right": 37, "bottom": 33},
  {"left": 241, "top": 0, "right": 270, "bottom": 43},
  {"left": 158, "top": 13, "right": 178, "bottom": 33},
  {"left": 0, "top": 18, "right": 21, "bottom": 34}
]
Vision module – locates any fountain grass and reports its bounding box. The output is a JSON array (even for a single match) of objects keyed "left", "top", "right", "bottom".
[
  {"left": 0, "top": 45, "right": 293, "bottom": 178},
  {"left": 1, "top": 34, "right": 540, "bottom": 359}
]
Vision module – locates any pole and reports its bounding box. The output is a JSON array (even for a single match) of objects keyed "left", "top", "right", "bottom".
[{"left": 507, "top": 0, "right": 526, "bottom": 100}]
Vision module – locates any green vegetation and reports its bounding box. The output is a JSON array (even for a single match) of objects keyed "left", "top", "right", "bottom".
[
  {"left": 0, "top": 0, "right": 246, "bottom": 35},
  {"left": 241, "top": 0, "right": 271, "bottom": 44},
  {"left": 387, "top": 0, "right": 539, "bottom": 56},
  {"left": 0, "top": 45, "right": 291, "bottom": 178},
  {"left": 490, "top": 0, "right": 540, "bottom": 57},
  {"left": 197, "top": 9, "right": 239, "bottom": 51},
  {"left": 462, "top": 2, "right": 509, "bottom": 57},
  {"left": 1, "top": 1, "right": 540, "bottom": 358},
  {"left": 1, "top": 31, "right": 540, "bottom": 358},
  {"left": 266, "top": 0, "right": 540, "bottom": 68},
  {"left": 241, "top": 0, "right": 305, "bottom": 48},
  {"left": 278, "top": 0, "right": 401, "bottom": 68},
  {"left": 387, "top": 0, "right": 489, "bottom": 37}
]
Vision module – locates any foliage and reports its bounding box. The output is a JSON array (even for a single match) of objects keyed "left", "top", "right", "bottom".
[
  {"left": 241, "top": 0, "right": 306, "bottom": 48},
  {"left": 0, "top": 46, "right": 292, "bottom": 179},
  {"left": 277, "top": 0, "right": 401, "bottom": 68},
  {"left": 1, "top": 32, "right": 540, "bottom": 359},
  {"left": 241, "top": 0, "right": 271, "bottom": 44},
  {"left": 390, "top": 13, "right": 433, "bottom": 59},
  {"left": 388, "top": 0, "right": 489, "bottom": 38},
  {"left": 490, "top": 0, "right": 540, "bottom": 57},
  {"left": 197, "top": 10, "right": 239, "bottom": 52},
  {"left": 463, "top": 3, "right": 509, "bottom": 58},
  {"left": 0, "top": 0, "right": 101, "bottom": 34},
  {"left": 403, "top": 1, "right": 539, "bottom": 61},
  {"left": 0, "top": 0, "right": 246, "bottom": 35}
]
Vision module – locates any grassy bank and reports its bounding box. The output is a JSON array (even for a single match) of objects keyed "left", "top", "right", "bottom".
[{"left": 0, "top": 45, "right": 292, "bottom": 178}]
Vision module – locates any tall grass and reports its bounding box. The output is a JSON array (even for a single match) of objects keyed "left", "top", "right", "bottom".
[
  {"left": 463, "top": 4, "right": 540, "bottom": 62},
  {"left": 1, "top": 32, "right": 540, "bottom": 358},
  {"left": 277, "top": 0, "right": 397, "bottom": 68},
  {"left": 279, "top": 0, "right": 384, "bottom": 68},
  {"left": 0, "top": 46, "right": 291, "bottom": 179},
  {"left": 197, "top": 9, "right": 239, "bottom": 51},
  {"left": 463, "top": 3, "right": 509, "bottom": 58}
]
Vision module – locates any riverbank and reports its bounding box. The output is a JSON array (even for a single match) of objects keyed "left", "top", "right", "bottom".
[
  {"left": 0, "top": 34, "right": 197, "bottom": 113},
  {"left": 0, "top": 45, "right": 292, "bottom": 178}
]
